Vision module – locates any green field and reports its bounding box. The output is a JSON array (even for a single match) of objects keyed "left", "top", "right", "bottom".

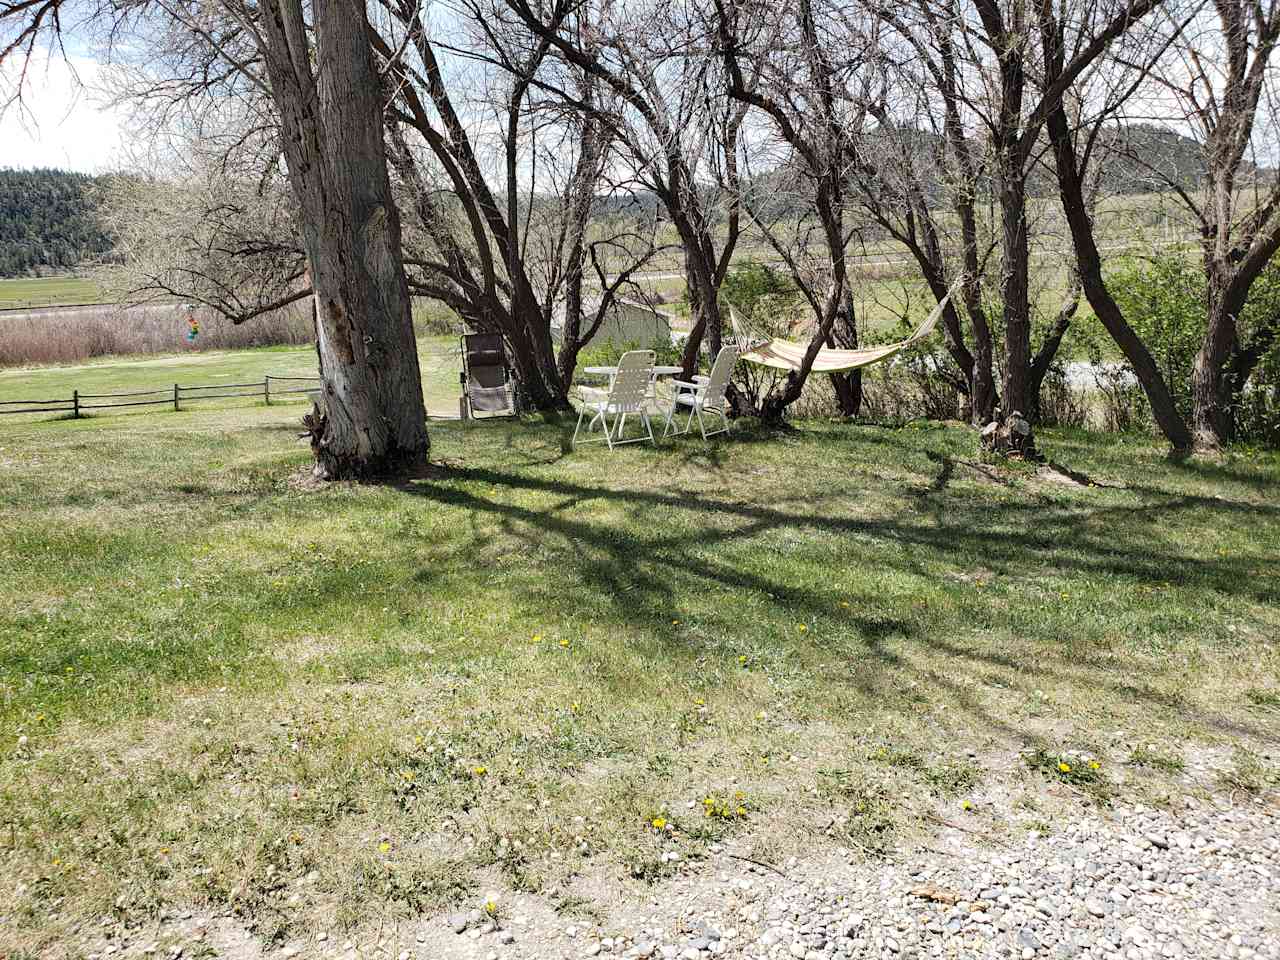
[
  {"left": 0, "top": 337, "right": 465, "bottom": 418},
  {"left": 1, "top": 378, "right": 1277, "bottom": 953},
  {"left": 0, "top": 275, "right": 103, "bottom": 309}
]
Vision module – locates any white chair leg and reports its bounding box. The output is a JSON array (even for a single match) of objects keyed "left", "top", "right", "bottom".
[
  {"left": 572, "top": 407, "right": 587, "bottom": 448},
  {"left": 603, "top": 411, "right": 615, "bottom": 450},
  {"left": 642, "top": 411, "right": 656, "bottom": 444},
  {"left": 696, "top": 404, "right": 710, "bottom": 440}
]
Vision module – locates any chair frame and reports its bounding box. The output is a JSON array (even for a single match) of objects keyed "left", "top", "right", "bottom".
[
  {"left": 664, "top": 345, "right": 738, "bottom": 440},
  {"left": 573, "top": 350, "right": 658, "bottom": 449}
]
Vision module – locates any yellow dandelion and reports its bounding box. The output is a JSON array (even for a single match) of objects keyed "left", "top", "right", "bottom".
[
  {"left": 1058, "top": 762, "right": 1071, "bottom": 773},
  {"left": 474, "top": 765, "right": 487, "bottom": 776},
  {"left": 532, "top": 634, "right": 543, "bottom": 643},
  {"left": 558, "top": 639, "right": 570, "bottom": 648},
  {"left": 571, "top": 702, "right": 581, "bottom": 713},
  {"left": 378, "top": 841, "right": 391, "bottom": 854},
  {"left": 402, "top": 771, "right": 415, "bottom": 781},
  {"left": 839, "top": 601, "right": 850, "bottom": 609},
  {"left": 651, "top": 817, "right": 667, "bottom": 830},
  {"left": 962, "top": 800, "right": 973, "bottom": 811},
  {"left": 1088, "top": 760, "right": 1100, "bottom": 770},
  {"left": 736, "top": 806, "right": 747, "bottom": 816},
  {"left": 51, "top": 858, "right": 61, "bottom": 866},
  {"left": 672, "top": 619, "right": 681, "bottom": 625},
  {"left": 796, "top": 624, "right": 807, "bottom": 632},
  {"left": 738, "top": 655, "right": 748, "bottom": 665}
]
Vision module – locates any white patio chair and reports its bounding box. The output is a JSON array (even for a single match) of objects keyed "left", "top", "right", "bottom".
[
  {"left": 664, "top": 345, "right": 738, "bottom": 439},
  {"left": 573, "top": 349, "right": 658, "bottom": 449}
]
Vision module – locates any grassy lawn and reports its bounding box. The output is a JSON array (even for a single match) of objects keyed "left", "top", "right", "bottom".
[
  {"left": 0, "top": 276, "right": 103, "bottom": 309},
  {"left": 0, "top": 337, "right": 464, "bottom": 418},
  {"left": 1, "top": 395, "right": 1278, "bottom": 953}
]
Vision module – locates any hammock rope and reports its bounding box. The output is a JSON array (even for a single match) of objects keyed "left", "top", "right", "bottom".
[{"left": 731, "top": 285, "right": 958, "bottom": 374}]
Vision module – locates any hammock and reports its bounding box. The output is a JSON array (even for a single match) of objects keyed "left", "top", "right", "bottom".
[{"left": 732, "top": 285, "right": 957, "bottom": 374}]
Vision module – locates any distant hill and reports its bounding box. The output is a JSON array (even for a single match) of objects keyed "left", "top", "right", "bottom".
[{"left": 0, "top": 168, "right": 112, "bottom": 278}]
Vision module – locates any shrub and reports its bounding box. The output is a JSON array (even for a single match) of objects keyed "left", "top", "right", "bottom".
[{"left": 1108, "top": 253, "right": 1280, "bottom": 444}]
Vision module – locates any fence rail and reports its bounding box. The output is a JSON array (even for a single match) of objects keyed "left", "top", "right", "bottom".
[{"left": 0, "top": 374, "right": 322, "bottom": 419}]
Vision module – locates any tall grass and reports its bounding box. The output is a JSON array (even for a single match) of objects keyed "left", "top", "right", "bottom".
[{"left": 0, "top": 302, "right": 314, "bottom": 368}]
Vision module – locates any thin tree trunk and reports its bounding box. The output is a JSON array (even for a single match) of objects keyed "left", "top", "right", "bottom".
[
  {"left": 1191, "top": 273, "right": 1243, "bottom": 449},
  {"left": 260, "top": 0, "right": 429, "bottom": 480},
  {"left": 1046, "top": 100, "right": 1193, "bottom": 451},
  {"left": 998, "top": 164, "right": 1032, "bottom": 418}
]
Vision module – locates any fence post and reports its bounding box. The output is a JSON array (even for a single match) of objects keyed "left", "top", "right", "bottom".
[
  {"left": 264, "top": 376, "right": 271, "bottom": 405},
  {"left": 73, "top": 390, "right": 80, "bottom": 418},
  {"left": 173, "top": 383, "right": 180, "bottom": 412}
]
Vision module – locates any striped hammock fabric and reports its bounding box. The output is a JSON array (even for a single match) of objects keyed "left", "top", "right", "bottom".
[{"left": 733, "top": 286, "right": 955, "bottom": 374}]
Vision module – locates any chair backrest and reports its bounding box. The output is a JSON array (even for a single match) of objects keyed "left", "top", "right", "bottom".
[
  {"left": 701, "top": 345, "right": 739, "bottom": 406},
  {"left": 609, "top": 350, "right": 656, "bottom": 413}
]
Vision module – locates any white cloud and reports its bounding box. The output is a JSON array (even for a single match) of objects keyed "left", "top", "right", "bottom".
[{"left": 0, "top": 54, "right": 125, "bottom": 173}]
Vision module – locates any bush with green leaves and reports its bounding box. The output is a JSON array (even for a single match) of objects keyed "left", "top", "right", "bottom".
[{"left": 1108, "top": 253, "right": 1280, "bottom": 444}]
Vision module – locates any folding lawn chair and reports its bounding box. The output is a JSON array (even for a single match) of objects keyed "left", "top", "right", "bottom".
[
  {"left": 460, "top": 331, "right": 516, "bottom": 419},
  {"left": 664, "top": 345, "right": 738, "bottom": 439},
  {"left": 572, "top": 349, "right": 657, "bottom": 449}
]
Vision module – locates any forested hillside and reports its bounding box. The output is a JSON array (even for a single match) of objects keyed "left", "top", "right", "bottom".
[{"left": 0, "top": 168, "right": 111, "bottom": 277}]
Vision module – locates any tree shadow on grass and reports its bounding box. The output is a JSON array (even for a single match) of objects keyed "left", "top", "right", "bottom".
[{"left": 399, "top": 463, "right": 1279, "bottom": 745}]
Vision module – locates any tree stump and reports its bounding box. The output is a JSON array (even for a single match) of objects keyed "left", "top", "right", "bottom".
[{"left": 979, "top": 408, "right": 1038, "bottom": 459}]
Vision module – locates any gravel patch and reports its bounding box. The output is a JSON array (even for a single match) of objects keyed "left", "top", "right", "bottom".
[{"left": 72, "top": 793, "right": 1278, "bottom": 960}]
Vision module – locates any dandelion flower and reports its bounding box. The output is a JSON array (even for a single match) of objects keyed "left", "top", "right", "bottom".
[
  {"left": 571, "top": 702, "right": 581, "bottom": 714},
  {"left": 796, "top": 624, "right": 807, "bottom": 632},
  {"left": 651, "top": 817, "right": 666, "bottom": 830},
  {"left": 1058, "top": 762, "right": 1071, "bottom": 773},
  {"left": 559, "top": 639, "right": 570, "bottom": 648},
  {"left": 474, "top": 765, "right": 488, "bottom": 776},
  {"left": 962, "top": 800, "right": 973, "bottom": 811},
  {"left": 672, "top": 619, "right": 681, "bottom": 625},
  {"left": 1088, "top": 760, "right": 1100, "bottom": 770},
  {"left": 378, "top": 841, "right": 391, "bottom": 854},
  {"left": 532, "top": 634, "right": 543, "bottom": 643},
  {"left": 839, "top": 601, "right": 850, "bottom": 609}
]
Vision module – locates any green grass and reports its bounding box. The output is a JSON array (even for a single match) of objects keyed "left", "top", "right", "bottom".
[
  {"left": 0, "top": 276, "right": 103, "bottom": 309},
  {"left": 1, "top": 390, "right": 1278, "bottom": 952},
  {"left": 0, "top": 336, "right": 463, "bottom": 417}
]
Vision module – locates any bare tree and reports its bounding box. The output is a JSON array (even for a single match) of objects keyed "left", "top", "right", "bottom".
[
  {"left": 93, "top": 124, "right": 309, "bottom": 325},
  {"left": 868, "top": 0, "right": 1164, "bottom": 447},
  {"left": 1050, "top": 0, "right": 1280, "bottom": 452},
  {"left": 374, "top": 0, "right": 662, "bottom": 408},
  {"left": 2, "top": 0, "right": 431, "bottom": 479},
  {"left": 499, "top": 0, "right": 746, "bottom": 377},
  {"left": 717, "top": 0, "right": 875, "bottom": 420}
]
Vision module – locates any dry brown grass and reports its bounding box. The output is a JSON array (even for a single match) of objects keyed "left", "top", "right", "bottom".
[{"left": 0, "top": 302, "right": 314, "bottom": 368}]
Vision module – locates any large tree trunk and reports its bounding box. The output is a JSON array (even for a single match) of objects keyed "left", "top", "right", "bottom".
[{"left": 260, "top": 0, "right": 428, "bottom": 480}]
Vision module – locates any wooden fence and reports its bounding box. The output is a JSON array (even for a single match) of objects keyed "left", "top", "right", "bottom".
[{"left": 0, "top": 374, "right": 322, "bottom": 418}]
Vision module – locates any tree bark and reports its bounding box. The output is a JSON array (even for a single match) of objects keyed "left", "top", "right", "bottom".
[
  {"left": 1046, "top": 99, "right": 1193, "bottom": 451},
  {"left": 260, "top": 0, "right": 428, "bottom": 479}
]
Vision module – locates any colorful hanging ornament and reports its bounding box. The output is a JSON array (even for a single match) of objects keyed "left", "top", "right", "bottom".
[{"left": 185, "top": 311, "right": 200, "bottom": 343}]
